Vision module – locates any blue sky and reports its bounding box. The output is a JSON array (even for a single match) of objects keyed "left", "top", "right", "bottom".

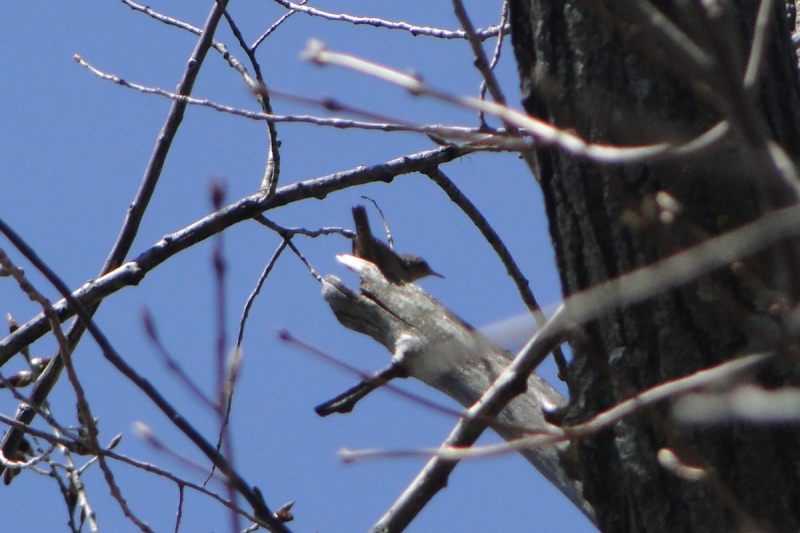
[{"left": 1, "top": 2, "right": 591, "bottom": 531}]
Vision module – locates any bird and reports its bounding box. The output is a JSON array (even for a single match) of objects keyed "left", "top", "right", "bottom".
[{"left": 351, "top": 205, "right": 442, "bottom": 283}]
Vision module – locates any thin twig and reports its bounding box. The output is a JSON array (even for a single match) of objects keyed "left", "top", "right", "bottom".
[
  {"left": 370, "top": 193, "right": 800, "bottom": 529},
  {"left": 451, "top": 0, "right": 513, "bottom": 130},
  {"left": 142, "top": 310, "right": 215, "bottom": 410},
  {"left": 0, "top": 0, "right": 236, "bottom": 497},
  {"left": 0, "top": 249, "right": 152, "bottom": 531},
  {"left": 120, "top": 0, "right": 253, "bottom": 82},
  {"left": 237, "top": 241, "right": 288, "bottom": 349},
  {"left": 270, "top": 0, "right": 506, "bottom": 40},
  {"left": 252, "top": 0, "right": 307, "bottom": 50},
  {"left": 302, "top": 40, "right": 733, "bottom": 165},
  {"left": 222, "top": 11, "right": 281, "bottom": 195},
  {"left": 254, "top": 217, "right": 322, "bottom": 281},
  {"left": 477, "top": 2, "right": 511, "bottom": 127},
  {"left": 0, "top": 146, "right": 472, "bottom": 361},
  {"left": 0, "top": 220, "right": 290, "bottom": 532},
  {"left": 346, "top": 352, "right": 774, "bottom": 462},
  {"left": 743, "top": 0, "right": 776, "bottom": 90},
  {"left": 207, "top": 239, "right": 290, "bottom": 485},
  {"left": 424, "top": 168, "right": 569, "bottom": 378},
  {"left": 75, "top": 54, "right": 518, "bottom": 148}
]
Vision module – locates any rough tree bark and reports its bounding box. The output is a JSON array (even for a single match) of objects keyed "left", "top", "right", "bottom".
[{"left": 508, "top": 1, "right": 800, "bottom": 531}]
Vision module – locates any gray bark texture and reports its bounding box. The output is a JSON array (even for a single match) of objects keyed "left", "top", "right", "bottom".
[
  {"left": 321, "top": 256, "right": 595, "bottom": 521},
  {"left": 508, "top": 0, "right": 800, "bottom": 531}
]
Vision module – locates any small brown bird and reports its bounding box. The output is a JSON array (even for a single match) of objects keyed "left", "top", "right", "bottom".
[{"left": 351, "top": 205, "right": 442, "bottom": 283}]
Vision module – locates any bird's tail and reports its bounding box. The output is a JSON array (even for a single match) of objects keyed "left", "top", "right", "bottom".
[{"left": 352, "top": 205, "right": 371, "bottom": 238}]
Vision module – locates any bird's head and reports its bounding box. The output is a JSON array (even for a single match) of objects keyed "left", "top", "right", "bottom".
[{"left": 398, "top": 253, "right": 444, "bottom": 282}]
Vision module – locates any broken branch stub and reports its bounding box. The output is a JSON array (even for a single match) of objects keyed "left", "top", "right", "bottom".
[{"left": 322, "top": 255, "right": 591, "bottom": 517}]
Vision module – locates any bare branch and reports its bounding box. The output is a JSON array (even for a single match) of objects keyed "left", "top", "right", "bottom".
[
  {"left": 0, "top": 146, "right": 472, "bottom": 364},
  {"left": 0, "top": 221, "right": 290, "bottom": 532},
  {"left": 75, "top": 54, "right": 519, "bottom": 146},
  {"left": 271, "top": 0, "right": 507, "bottom": 40},
  {"left": 302, "top": 39, "right": 733, "bottom": 164}
]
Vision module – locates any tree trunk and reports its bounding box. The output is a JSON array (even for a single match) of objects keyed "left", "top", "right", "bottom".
[{"left": 509, "top": 1, "right": 800, "bottom": 531}]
